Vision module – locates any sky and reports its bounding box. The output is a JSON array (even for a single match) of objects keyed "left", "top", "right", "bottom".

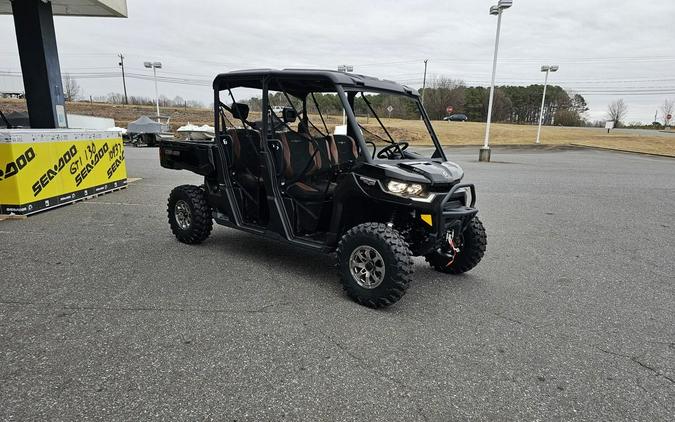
[{"left": 1, "top": 0, "right": 674, "bottom": 123}]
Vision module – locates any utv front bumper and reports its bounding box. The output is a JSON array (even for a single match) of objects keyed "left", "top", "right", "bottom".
[
  {"left": 434, "top": 183, "right": 478, "bottom": 239},
  {"left": 406, "top": 183, "right": 478, "bottom": 256}
]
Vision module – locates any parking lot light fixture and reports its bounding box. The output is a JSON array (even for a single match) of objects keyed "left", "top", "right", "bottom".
[
  {"left": 481, "top": 0, "right": 513, "bottom": 162},
  {"left": 144, "top": 61, "right": 162, "bottom": 121},
  {"left": 535, "top": 64, "right": 559, "bottom": 144},
  {"left": 498, "top": 0, "right": 513, "bottom": 9}
]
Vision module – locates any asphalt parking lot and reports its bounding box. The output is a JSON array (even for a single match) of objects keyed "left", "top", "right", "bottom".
[{"left": 1, "top": 146, "right": 673, "bottom": 420}]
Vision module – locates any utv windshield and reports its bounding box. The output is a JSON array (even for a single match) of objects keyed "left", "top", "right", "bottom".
[{"left": 347, "top": 90, "right": 445, "bottom": 161}]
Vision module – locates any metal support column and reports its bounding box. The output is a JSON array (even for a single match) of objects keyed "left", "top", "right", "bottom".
[{"left": 11, "top": 0, "right": 67, "bottom": 128}]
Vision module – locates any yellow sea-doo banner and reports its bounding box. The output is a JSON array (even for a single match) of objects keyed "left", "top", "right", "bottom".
[{"left": 0, "top": 130, "right": 127, "bottom": 215}]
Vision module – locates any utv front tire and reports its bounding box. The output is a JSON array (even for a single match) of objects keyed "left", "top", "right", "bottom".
[
  {"left": 426, "top": 216, "right": 486, "bottom": 274},
  {"left": 336, "top": 223, "right": 413, "bottom": 308},
  {"left": 167, "top": 185, "right": 213, "bottom": 244}
]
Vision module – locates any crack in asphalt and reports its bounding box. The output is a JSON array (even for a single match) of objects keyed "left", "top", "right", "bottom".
[
  {"left": 635, "top": 378, "right": 670, "bottom": 413},
  {"left": 631, "top": 358, "right": 675, "bottom": 385},
  {"left": 480, "top": 309, "right": 675, "bottom": 388},
  {"left": 596, "top": 347, "right": 675, "bottom": 385},
  {"left": 312, "top": 327, "right": 435, "bottom": 422}
]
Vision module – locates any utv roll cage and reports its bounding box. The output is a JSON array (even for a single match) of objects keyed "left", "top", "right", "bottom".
[{"left": 212, "top": 69, "right": 448, "bottom": 163}]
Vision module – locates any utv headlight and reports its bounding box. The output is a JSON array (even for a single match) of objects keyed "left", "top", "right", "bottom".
[{"left": 385, "top": 180, "right": 428, "bottom": 198}]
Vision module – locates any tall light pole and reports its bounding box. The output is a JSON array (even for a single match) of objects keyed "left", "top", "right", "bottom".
[
  {"left": 337, "top": 64, "right": 353, "bottom": 125},
  {"left": 480, "top": 0, "right": 513, "bottom": 163},
  {"left": 535, "top": 65, "right": 559, "bottom": 144},
  {"left": 144, "top": 61, "right": 162, "bottom": 121}
]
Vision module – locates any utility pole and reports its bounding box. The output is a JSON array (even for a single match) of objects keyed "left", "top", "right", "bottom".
[
  {"left": 421, "top": 59, "right": 429, "bottom": 108},
  {"left": 118, "top": 53, "right": 128, "bottom": 105}
]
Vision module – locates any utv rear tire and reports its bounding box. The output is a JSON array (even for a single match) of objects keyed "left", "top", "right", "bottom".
[
  {"left": 167, "top": 185, "right": 213, "bottom": 244},
  {"left": 336, "top": 223, "right": 413, "bottom": 308},
  {"left": 426, "top": 216, "right": 486, "bottom": 274}
]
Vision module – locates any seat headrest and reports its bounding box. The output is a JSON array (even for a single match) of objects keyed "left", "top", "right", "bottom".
[
  {"left": 230, "top": 103, "right": 249, "bottom": 120},
  {"left": 297, "top": 120, "right": 309, "bottom": 134}
]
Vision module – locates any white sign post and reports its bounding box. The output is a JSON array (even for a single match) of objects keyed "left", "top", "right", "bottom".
[
  {"left": 387, "top": 105, "right": 394, "bottom": 118},
  {"left": 605, "top": 121, "right": 615, "bottom": 133}
]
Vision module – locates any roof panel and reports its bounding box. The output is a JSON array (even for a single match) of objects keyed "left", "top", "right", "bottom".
[
  {"left": 213, "top": 69, "right": 419, "bottom": 97},
  {"left": 0, "top": 0, "right": 127, "bottom": 17}
]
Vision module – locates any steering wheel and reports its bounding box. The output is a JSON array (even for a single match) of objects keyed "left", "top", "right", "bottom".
[
  {"left": 377, "top": 142, "right": 409, "bottom": 159},
  {"left": 365, "top": 141, "right": 377, "bottom": 159}
]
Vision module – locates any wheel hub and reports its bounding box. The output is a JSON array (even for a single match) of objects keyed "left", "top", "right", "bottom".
[
  {"left": 174, "top": 200, "right": 192, "bottom": 230},
  {"left": 349, "top": 245, "right": 385, "bottom": 289}
]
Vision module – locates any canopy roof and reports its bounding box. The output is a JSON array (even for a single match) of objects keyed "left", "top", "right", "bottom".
[
  {"left": 127, "top": 116, "right": 168, "bottom": 134},
  {"left": 213, "top": 69, "right": 419, "bottom": 98},
  {"left": 0, "top": 0, "right": 127, "bottom": 17}
]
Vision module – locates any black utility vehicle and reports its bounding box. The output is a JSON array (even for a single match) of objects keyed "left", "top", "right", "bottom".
[{"left": 159, "top": 69, "right": 486, "bottom": 308}]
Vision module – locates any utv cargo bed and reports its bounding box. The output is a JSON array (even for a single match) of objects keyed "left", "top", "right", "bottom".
[{"left": 159, "top": 140, "right": 217, "bottom": 177}]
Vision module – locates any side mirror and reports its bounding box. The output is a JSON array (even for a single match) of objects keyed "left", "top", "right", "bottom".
[{"left": 282, "top": 107, "right": 297, "bottom": 123}]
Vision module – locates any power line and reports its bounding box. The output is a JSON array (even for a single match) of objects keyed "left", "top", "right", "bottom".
[{"left": 3, "top": 69, "right": 675, "bottom": 97}]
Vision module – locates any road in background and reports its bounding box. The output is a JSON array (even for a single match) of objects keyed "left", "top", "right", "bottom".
[{"left": 1, "top": 147, "right": 673, "bottom": 420}]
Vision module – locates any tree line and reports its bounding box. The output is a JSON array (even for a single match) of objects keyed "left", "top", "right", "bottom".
[
  {"left": 420, "top": 77, "right": 590, "bottom": 126},
  {"left": 62, "top": 73, "right": 204, "bottom": 108},
  {"left": 246, "top": 79, "right": 591, "bottom": 127},
  {"left": 86, "top": 93, "right": 204, "bottom": 109},
  {"left": 61, "top": 73, "right": 672, "bottom": 128}
]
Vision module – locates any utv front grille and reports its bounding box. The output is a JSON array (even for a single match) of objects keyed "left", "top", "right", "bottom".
[{"left": 443, "top": 199, "right": 464, "bottom": 210}]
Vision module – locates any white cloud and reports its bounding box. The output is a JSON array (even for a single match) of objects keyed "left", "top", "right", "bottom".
[{"left": 1, "top": 0, "right": 673, "bottom": 122}]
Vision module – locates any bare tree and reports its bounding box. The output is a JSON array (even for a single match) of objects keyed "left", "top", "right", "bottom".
[
  {"left": 607, "top": 99, "right": 628, "bottom": 127},
  {"left": 106, "top": 92, "right": 125, "bottom": 104},
  {"left": 420, "top": 76, "right": 466, "bottom": 120},
  {"left": 62, "top": 73, "right": 80, "bottom": 101},
  {"left": 660, "top": 98, "right": 674, "bottom": 126}
]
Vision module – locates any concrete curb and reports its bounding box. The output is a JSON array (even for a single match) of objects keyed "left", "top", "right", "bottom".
[
  {"left": 0, "top": 214, "right": 28, "bottom": 221},
  {"left": 569, "top": 143, "right": 675, "bottom": 159},
  {"left": 431, "top": 143, "right": 674, "bottom": 158}
]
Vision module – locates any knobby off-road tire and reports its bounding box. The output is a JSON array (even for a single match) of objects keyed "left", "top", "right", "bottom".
[
  {"left": 336, "top": 223, "right": 413, "bottom": 308},
  {"left": 167, "top": 185, "right": 213, "bottom": 244},
  {"left": 426, "top": 216, "right": 487, "bottom": 274}
]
